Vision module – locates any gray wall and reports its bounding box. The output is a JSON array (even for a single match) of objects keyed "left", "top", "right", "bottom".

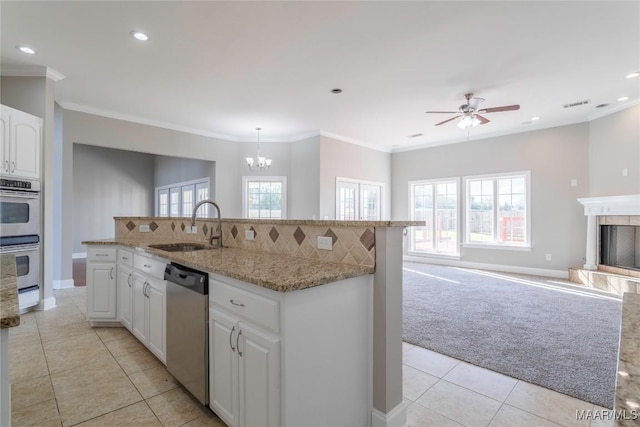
[
  {"left": 391, "top": 123, "right": 591, "bottom": 272},
  {"left": 589, "top": 104, "right": 640, "bottom": 197},
  {"left": 72, "top": 144, "right": 155, "bottom": 253},
  {"left": 154, "top": 155, "right": 216, "bottom": 200},
  {"left": 319, "top": 135, "right": 392, "bottom": 220},
  {"left": 290, "top": 136, "right": 321, "bottom": 219}
]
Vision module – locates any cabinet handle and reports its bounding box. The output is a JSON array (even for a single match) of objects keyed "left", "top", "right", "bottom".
[
  {"left": 10, "top": 161, "right": 15, "bottom": 173},
  {"left": 143, "top": 281, "right": 149, "bottom": 297},
  {"left": 4, "top": 160, "right": 8, "bottom": 172},
  {"left": 230, "top": 299, "right": 245, "bottom": 307},
  {"left": 96, "top": 253, "right": 109, "bottom": 257},
  {"left": 229, "top": 325, "right": 236, "bottom": 352},
  {"left": 144, "top": 264, "right": 152, "bottom": 268},
  {"left": 237, "top": 330, "right": 243, "bottom": 357},
  {"left": 127, "top": 273, "right": 132, "bottom": 288},
  {"left": 110, "top": 267, "right": 114, "bottom": 280},
  {"left": 122, "top": 256, "right": 128, "bottom": 260}
]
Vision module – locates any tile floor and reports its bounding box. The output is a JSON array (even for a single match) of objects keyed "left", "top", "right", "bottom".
[{"left": 9, "top": 287, "right": 615, "bottom": 427}]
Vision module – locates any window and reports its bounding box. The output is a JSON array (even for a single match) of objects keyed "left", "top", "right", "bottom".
[
  {"left": 242, "top": 176, "right": 287, "bottom": 219},
  {"left": 465, "top": 172, "right": 529, "bottom": 247},
  {"left": 409, "top": 178, "right": 459, "bottom": 255},
  {"left": 336, "top": 178, "right": 384, "bottom": 220},
  {"left": 155, "top": 178, "right": 211, "bottom": 218}
]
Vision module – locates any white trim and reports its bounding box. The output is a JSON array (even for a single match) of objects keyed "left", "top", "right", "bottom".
[
  {"left": 320, "top": 131, "right": 392, "bottom": 153},
  {"left": 53, "top": 279, "right": 75, "bottom": 289},
  {"left": 0, "top": 65, "right": 66, "bottom": 81},
  {"left": 462, "top": 243, "right": 532, "bottom": 251},
  {"left": 36, "top": 296, "right": 57, "bottom": 311},
  {"left": 404, "top": 255, "right": 569, "bottom": 279},
  {"left": 371, "top": 401, "right": 408, "bottom": 427},
  {"left": 72, "top": 252, "right": 87, "bottom": 259},
  {"left": 242, "top": 176, "right": 288, "bottom": 219},
  {"left": 588, "top": 99, "right": 640, "bottom": 121},
  {"left": 577, "top": 194, "right": 640, "bottom": 216}
]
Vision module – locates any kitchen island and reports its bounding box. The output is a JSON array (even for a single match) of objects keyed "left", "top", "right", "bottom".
[
  {"left": 1, "top": 254, "right": 19, "bottom": 427},
  {"left": 84, "top": 217, "right": 419, "bottom": 427}
]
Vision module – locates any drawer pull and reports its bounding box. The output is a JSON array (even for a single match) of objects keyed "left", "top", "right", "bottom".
[
  {"left": 230, "top": 326, "right": 236, "bottom": 352},
  {"left": 237, "top": 330, "right": 243, "bottom": 357},
  {"left": 96, "top": 253, "right": 109, "bottom": 257},
  {"left": 121, "top": 256, "right": 128, "bottom": 260},
  {"left": 230, "top": 299, "right": 245, "bottom": 307},
  {"left": 144, "top": 264, "right": 152, "bottom": 268}
]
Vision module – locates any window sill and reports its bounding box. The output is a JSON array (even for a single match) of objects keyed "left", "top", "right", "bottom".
[
  {"left": 406, "top": 251, "right": 461, "bottom": 260},
  {"left": 462, "top": 243, "right": 531, "bottom": 251}
]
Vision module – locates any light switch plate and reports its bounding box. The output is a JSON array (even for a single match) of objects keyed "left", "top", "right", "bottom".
[
  {"left": 139, "top": 224, "right": 150, "bottom": 233},
  {"left": 317, "top": 236, "right": 333, "bottom": 251},
  {"left": 245, "top": 230, "right": 255, "bottom": 241}
]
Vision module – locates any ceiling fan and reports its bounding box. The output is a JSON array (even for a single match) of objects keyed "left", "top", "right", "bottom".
[{"left": 426, "top": 93, "right": 520, "bottom": 128}]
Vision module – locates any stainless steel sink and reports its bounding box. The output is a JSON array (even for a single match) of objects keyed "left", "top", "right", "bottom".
[{"left": 148, "top": 243, "right": 208, "bottom": 252}]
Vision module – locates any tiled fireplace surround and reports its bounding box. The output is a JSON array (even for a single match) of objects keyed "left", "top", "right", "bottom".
[
  {"left": 115, "top": 217, "right": 377, "bottom": 268},
  {"left": 571, "top": 195, "right": 640, "bottom": 295}
]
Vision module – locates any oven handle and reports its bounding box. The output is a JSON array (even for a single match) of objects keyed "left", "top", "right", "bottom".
[{"left": 0, "top": 191, "right": 40, "bottom": 199}]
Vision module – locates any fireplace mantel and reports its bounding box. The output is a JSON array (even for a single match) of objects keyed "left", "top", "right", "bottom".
[
  {"left": 577, "top": 194, "right": 640, "bottom": 216},
  {"left": 577, "top": 194, "right": 640, "bottom": 270}
]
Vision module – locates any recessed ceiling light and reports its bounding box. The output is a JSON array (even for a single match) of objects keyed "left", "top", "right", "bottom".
[
  {"left": 16, "top": 45, "right": 35, "bottom": 55},
  {"left": 331, "top": 89, "right": 342, "bottom": 94},
  {"left": 625, "top": 72, "right": 639, "bottom": 79},
  {"left": 618, "top": 96, "right": 630, "bottom": 102},
  {"left": 130, "top": 31, "right": 149, "bottom": 41},
  {"left": 531, "top": 116, "right": 540, "bottom": 121}
]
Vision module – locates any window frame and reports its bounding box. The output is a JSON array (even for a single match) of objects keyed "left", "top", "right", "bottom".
[
  {"left": 463, "top": 171, "right": 531, "bottom": 250},
  {"left": 155, "top": 177, "right": 211, "bottom": 218},
  {"left": 335, "top": 177, "right": 385, "bottom": 221},
  {"left": 242, "top": 176, "right": 288, "bottom": 219},
  {"left": 408, "top": 177, "right": 461, "bottom": 257}
]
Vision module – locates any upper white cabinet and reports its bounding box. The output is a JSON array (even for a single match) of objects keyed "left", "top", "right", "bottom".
[{"left": 0, "top": 105, "right": 41, "bottom": 179}]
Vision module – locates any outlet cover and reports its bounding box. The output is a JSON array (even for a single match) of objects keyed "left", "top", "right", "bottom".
[
  {"left": 139, "top": 224, "right": 150, "bottom": 233},
  {"left": 317, "top": 236, "right": 333, "bottom": 251},
  {"left": 190, "top": 226, "right": 197, "bottom": 234},
  {"left": 245, "top": 230, "right": 255, "bottom": 241}
]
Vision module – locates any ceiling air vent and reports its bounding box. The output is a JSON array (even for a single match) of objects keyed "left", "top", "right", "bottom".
[
  {"left": 408, "top": 133, "right": 423, "bottom": 138},
  {"left": 562, "top": 99, "right": 591, "bottom": 108}
]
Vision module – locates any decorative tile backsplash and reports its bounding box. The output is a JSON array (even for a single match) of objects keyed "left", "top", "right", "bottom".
[{"left": 115, "top": 218, "right": 376, "bottom": 268}]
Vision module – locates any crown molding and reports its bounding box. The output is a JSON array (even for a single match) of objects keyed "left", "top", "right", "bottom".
[
  {"left": 319, "top": 131, "right": 392, "bottom": 153},
  {"left": 587, "top": 99, "right": 640, "bottom": 121},
  {"left": 0, "top": 65, "right": 65, "bottom": 81}
]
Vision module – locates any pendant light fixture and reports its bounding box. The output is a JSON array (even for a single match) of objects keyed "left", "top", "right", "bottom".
[{"left": 246, "top": 127, "right": 272, "bottom": 170}]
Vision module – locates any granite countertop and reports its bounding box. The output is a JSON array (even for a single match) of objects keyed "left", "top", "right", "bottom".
[
  {"left": 615, "top": 293, "right": 640, "bottom": 426},
  {"left": 113, "top": 217, "right": 423, "bottom": 228},
  {"left": 0, "top": 254, "right": 20, "bottom": 328},
  {"left": 83, "top": 239, "right": 374, "bottom": 292}
]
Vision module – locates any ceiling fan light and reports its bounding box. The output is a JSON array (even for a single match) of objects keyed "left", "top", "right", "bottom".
[{"left": 457, "top": 114, "right": 480, "bottom": 129}]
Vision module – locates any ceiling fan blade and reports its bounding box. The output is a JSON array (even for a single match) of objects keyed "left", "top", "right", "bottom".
[
  {"left": 425, "top": 111, "right": 459, "bottom": 114},
  {"left": 474, "top": 114, "right": 490, "bottom": 124},
  {"left": 434, "top": 115, "right": 461, "bottom": 126},
  {"left": 468, "top": 97, "right": 485, "bottom": 110},
  {"left": 478, "top": 104, "right": 520, "bottom": 113}
]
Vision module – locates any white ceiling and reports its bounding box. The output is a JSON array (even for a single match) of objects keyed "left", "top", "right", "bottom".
[{"left": 1, "top": 1, "right": 639, "bottom": 152}]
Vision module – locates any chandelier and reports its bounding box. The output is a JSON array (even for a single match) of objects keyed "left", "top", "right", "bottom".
[{"left": 246, "top": 127, "right": 272, "bottom": 169}]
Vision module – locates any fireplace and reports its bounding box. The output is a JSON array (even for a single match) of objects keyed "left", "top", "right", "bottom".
[{"left": 600, "top": 225, "right": 640, "bottom": 270}]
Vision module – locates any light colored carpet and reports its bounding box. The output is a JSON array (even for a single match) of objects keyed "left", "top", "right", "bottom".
[{"left": 402, "top": 262, "right": 622, "bottom": 409}]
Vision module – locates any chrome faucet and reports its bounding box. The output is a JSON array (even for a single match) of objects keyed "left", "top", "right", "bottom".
[{"left": 191, "top": 200, "right": 223, "bottom": 248}]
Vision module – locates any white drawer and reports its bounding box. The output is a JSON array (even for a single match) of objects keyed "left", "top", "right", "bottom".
[
  {"left": 118, "top": 248, "right": 134, "bottom": 266},
  {"left": 88, "top": 246, "right": 116, "bottom": 262},
  {"left": 134, "top": 253, "right": 167, "bottom": 280},
  {"left": 210, "top": 279, "right": 280, "bottom": 333}
]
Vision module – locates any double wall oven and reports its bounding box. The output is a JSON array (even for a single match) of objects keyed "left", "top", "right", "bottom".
[{"left": 0, "top": 177, "right": 41, "bottom": 309}]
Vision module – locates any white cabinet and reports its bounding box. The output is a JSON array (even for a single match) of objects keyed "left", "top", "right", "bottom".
[
  {"left": 117, "top": 264, "right": 133, "bottom": 331},
  {"left": 86, "top": 247, "right": 117, "bottom": 321},
  {"left": 131, "top": 262, "right": 166, "bottom": 364},
  {"left": 209, "top": 273, "right": 372, "bottom": 427},
  {"left": 210, "top": 308, "right": 280, "bottom": 427},
  {"left": 0, "top": 105, "right": 41, "bottom": 179}
]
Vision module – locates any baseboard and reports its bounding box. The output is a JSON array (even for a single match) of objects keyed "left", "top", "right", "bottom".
[
  {"left": 72, "top": 252, "right": 87, "bottom": 259},
  {"left": 404, "top": 255, "right": 569, "bottom": 279},
  {"left": 53, "top": 279, "right": 75, "bottom": 289},
  {"left": 37, "top": 296, "right": 57, "bottom": 311},
  {"left": 371, "top": 401, "right": 407, "bottom": 427}
]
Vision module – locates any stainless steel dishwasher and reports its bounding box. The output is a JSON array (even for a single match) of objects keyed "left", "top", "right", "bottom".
[{"left": 164, "top": 262, "right": 209, "bottom": 405}]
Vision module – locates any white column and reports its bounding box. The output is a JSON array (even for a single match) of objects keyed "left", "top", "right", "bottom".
[{"left": 584, "top": 215, "right": 598, "bottom": 270}]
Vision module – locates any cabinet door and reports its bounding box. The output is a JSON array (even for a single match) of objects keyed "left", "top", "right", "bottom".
[
  {"left": 117, "top": 264, "right": 133, "bottom": 331},
  {"left": 0, "top": 110, "right": 9, "bottom": 174},
  {"left": 209, "top": 309, "right": 238, "bottom": 427},
  {"left": 147, "top": 278, "right": 166, "bottom": 363},
  {"left": 131, "top": 273, "right": 148, "bottom": 343},
  {"left": 9, "top": 109, "right": 40, "bottom": 179},
  {"left": 86, "top": 263, "right": 117, "bottom": 320},
  {"left": 238, "top": 321, "right": 280, "bottom": 427}
]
